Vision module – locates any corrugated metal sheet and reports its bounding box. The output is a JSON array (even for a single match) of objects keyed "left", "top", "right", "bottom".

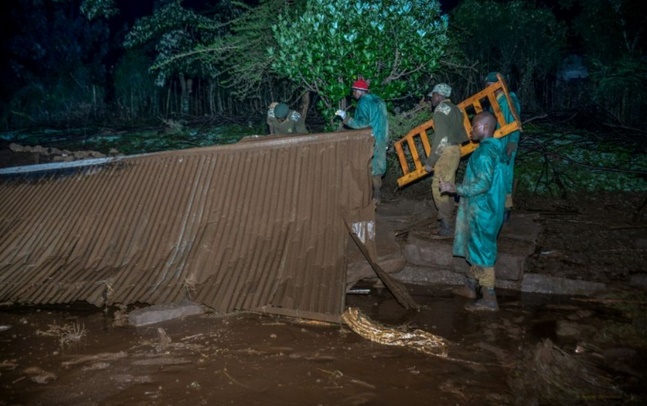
[{"left": 0, "top": 130, "right": 376, "bottom": 322}]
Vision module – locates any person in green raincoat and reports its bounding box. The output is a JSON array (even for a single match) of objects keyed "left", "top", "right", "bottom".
[
  {"left": 335, "top": 79, "right": 388, "bottom": 204},
  {"left": 439, "top": 111, "right": 507, "bottom": 311},
  {"left": 485, "top": 72, "right": 521, "bottom": 221}
]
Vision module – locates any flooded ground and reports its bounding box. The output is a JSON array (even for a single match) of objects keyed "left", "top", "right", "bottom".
[
  {"left": 1, "top": 283, "right": 645, "bottom": 405},
  {"left": 1, "top": 143, "right": 646, "bottom": 405}
]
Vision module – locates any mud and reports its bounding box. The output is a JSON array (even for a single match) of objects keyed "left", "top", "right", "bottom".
[
  {"left": 1, "top": 282, "right": 645, "bottom": 406},
  {"left": 1, "top": 144, "right": 646, "bottom": 405}
]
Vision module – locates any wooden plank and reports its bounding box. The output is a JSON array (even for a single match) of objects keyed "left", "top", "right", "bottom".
[
  {"left": 394, "top": 141, "right": 409, "bottom": 175},
  {"left": 344, "top": 221, "right": 419, "bottom": 310}
]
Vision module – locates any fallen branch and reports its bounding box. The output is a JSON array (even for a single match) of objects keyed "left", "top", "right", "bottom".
[
  {"left": 344, "top": 221, "right": 419, "bottom": 310},
  {"left": 61, "top": 351, "right": 127, "bottom": 368},
  {"left": 219, "top": 367, "right": 249, "bottom": 388},
  {"left": 524, "top": 209, "right": 579, "bottom": 215},
  {"left": 572, "top": 298, "right": 647, "bottom": 304},
  {"left": 394, "top": 217, "right": 436, "bottom": 237},
  {"left": 607, "top": 224, "right": 647, "bottom": 230},
  {"left": 522, "top": 113, "right": 549, "bottom": 125}
]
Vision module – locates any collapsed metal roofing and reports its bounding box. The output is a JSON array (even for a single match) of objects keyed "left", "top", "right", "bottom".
[{"left": 0, "top": 130, "right": 376, "bottom": 322}]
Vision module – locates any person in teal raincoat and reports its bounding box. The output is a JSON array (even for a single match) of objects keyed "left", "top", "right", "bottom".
[
  {"left": 485, "top": 72, "right": 521, "bottom": 221},
  {"left": 335, "top": 79, "right": 388, "bottom": 204},
  {"left": 439, "top": 111, "right": 507, "bottom": 311}
]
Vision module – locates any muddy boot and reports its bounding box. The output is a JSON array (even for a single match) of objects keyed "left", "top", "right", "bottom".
[
  {"left": 465, "top": 287, "right": 499, "bottom": 312},
  {"left": 453, "top": 277, "right": 478, "bottom": 299},
  {"left": 437, "top": 218, "right": 454, "bottom": 237}
]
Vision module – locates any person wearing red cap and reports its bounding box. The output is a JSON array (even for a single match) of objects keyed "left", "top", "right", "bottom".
[{"left": 335, "top": 79, "right": 388, "bottom": 204}]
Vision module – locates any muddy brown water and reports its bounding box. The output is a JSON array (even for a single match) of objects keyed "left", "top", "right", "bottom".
[{"left": 1, "top": 284, "right": 645, "bottom": 405}]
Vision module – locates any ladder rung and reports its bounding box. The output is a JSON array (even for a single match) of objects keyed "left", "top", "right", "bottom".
[{"left": 395, "top": 74, "right": 522, "bottom": 187}]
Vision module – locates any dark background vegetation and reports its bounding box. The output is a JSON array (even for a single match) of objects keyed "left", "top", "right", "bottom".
[
  {"left": 0, "top": 0, "right": 644, "bottom": 128},
  {"left": 0, "top": 0, "right": 645, "bottom": 197}
]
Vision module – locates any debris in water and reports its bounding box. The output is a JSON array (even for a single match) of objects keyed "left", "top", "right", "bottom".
[
  {"left": 341, "top": 307, "right": 448, "bottom": 357},
  {"left": 508, "top": 338, "right": 624, "bottom": 404}
]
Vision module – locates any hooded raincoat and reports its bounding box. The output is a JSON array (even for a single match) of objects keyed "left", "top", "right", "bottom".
[
  {"left": 453, "top": 138, "right": 507, "bottom": 267},
  {"left": 346, "top": 93, "right": 388, "bottom": 176},
  {"left": 493, "top": 91, "right": 521, "bottom": 197}
]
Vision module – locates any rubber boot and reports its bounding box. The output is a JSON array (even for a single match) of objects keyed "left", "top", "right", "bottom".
[
  {"left": 437, "top": 218, "right": 454, "bottom": 237},
  {"left": 465, "top": 287, "right": 499, "bottom": 312},
  {"left": 452, "top": 277, "right": 478, "bottom": 299}
]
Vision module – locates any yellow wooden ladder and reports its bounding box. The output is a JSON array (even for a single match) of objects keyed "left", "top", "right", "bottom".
[{"left": 393, "top": 73, "right": 523, "bottom": 187}]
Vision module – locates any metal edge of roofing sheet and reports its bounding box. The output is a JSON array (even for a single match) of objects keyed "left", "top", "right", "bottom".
[{"left": 0, "top": 157, "right": 120, "bottom": 176}]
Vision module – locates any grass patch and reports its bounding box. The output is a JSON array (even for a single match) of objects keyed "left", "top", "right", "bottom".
[
  {"left": 591, "top": 291, "right": 647, "bottom": 348},
  {"left": 37, "top": 322, "right": 87, "bottom": 347}
]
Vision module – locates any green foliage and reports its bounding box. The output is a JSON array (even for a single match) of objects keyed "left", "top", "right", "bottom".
[
  {"left": 0, "top": 124, "right": 257, "bottom": 155},
  {"left": 451, "top": 0, "right": 566, "bottom": 102},
  {"left": 7, "top": 0, "right": 110, "bottom": 125},
  {"left": 270, "top": 0, "right": 449, "bottom": 121},
  {"left": 591, "top": 55, "right": 647, "bottom": 96},
  {"left": 124, "top": 1, "right": 226, "bottom": 86},
  {"left": 119, "top": 0, "right": 303, "bottom": 101},
  {"left": 87, "top": 125, "right": 255, "bottom": 155},
  {"left": 387, "top": 104, "right": 433, "bottom": 143},
  {"left": 587, "top": 54, "right": 647, "bottom": 125},
  {"left": 195, "top": 0, "right": 307, "bottom": 99},
  {"left": 568, "top": 0, "right": 647, "bottom": 126},
  {"left": 80, "top": 0, "right": 118, "bottom": 20},
  {"left": 515, "top": 129, "right": 647, "bottom": 196},
  {"left": 384, "top": 104, "right": 434, "bottom": 179},
  {"left": 570, "top": 0, "right": 644, "bottom": 61},
  {"left": 593, "top": 291, "right": 647, "bottom": 349},
  {"left": 8, "top": 83, "right": 49, "bottom": 125},
  {"left": 114, "top": 50, "right": 159, "bottom": 119}
]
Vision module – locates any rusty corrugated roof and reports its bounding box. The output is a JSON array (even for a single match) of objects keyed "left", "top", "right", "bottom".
[{"left": 0, "top": 130, "right": 375, "bottom": 322}]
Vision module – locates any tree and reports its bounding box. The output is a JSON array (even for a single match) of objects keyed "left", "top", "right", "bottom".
[
  {"left": 203, "top": 0, "right": 307, "bottom": 101},
  {"left": 569, "top": 0, "right": 646, "bottom": 125},
  {"left": 113, "top": 50, "right": 159, "bottom": 119},
  {"left": 270, "top": 0, "right": 449, "bottom": 124},
  {"left": 79, "top": 0, "right": 118, "bottom": 20},
  {"left": 123, "top": 0, "right": 238, "bottom": 115},
  {"left": 7, "top": 0, "right": 111, "bottom": 125},
  {"left": 451, "top": 0, "right": 566, "bottom": 108},
  {"left": 82, "top": 0, "right": 308, "bottom": 116},
  {"left": 570, "top": 0, "right": 644, "bottom": 60}
]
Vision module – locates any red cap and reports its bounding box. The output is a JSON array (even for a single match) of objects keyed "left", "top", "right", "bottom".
[{"left": 351, "top": 79, "right": 369, "bottom": 91}]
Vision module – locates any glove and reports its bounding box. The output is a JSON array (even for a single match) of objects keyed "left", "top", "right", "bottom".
[
  {"left": 267, "top": 102, "right": 278, "bottom": 118},
  {"left": 335, "top": 109, "right": 346, "bottom": 120},
  {"left": 439, "top": 179, "right": 457, "bottom": 194}
]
